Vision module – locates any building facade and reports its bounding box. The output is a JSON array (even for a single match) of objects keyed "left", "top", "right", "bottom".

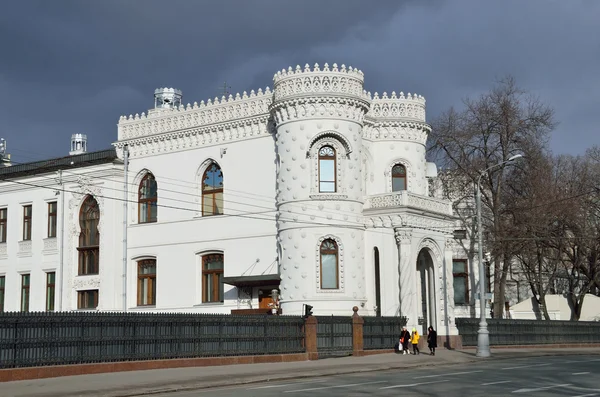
[{"left": 0, "top": 63, "right": 473, "bottom": 338}]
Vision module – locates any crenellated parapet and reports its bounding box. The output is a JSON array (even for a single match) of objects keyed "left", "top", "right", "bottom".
[
  {"left": 367, "top": 91, "right": 426, "bottom": 123},
  {"left": 117, "top": 88, "right": 273, "bottom": 141},
  {"left": 270, "top": 63, "right": 371, "bottom": 125},
  {"left": 363, "top": 91, "right": 431, "bottom": 144}
]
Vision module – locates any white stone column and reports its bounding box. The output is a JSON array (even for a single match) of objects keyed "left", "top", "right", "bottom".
[
  {"left": 395, "top": 228, "right": 417, "bottom": 329},
  {"left": 440, "top": 237, "right": 459, "bottom": 336}
]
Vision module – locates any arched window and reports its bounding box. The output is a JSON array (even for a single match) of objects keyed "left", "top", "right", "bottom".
[
  {"left": 202, "top": 253, "right": 224, "bottom": 302},
  {"left": 320, "top": 239, "right": 339, "bottom": 289},
  {"left": 318, "top": 146, "right": 336, "bottom": 193},
  {"left": 138, "top": 173, "right": 157, "bottom": 223},
  {"left": 202, "top": 163, "right": 223, "bottom": 216},
  {"left": 392, "top": 164, "right": 407, "bottom": 192},
  {"left": 78, "top": 196, "right": 100, "bottom": 275}
]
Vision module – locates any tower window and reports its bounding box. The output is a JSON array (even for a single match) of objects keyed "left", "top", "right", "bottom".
[
  {"left": 318, "top": 146, "right": 336, "bottom": 193},
  {"left": 320, "top": 239, "right": 339, "bottom": 289},
  {"left": 392, "top": 164, "right": 407, "bottom": 191}
]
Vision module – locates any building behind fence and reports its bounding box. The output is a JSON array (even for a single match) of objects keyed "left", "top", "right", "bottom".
[{"left": 0, "top": 311, "right": 407, "bottom": 369}]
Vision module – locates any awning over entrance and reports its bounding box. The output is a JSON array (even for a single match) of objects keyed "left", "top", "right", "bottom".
[{"left": 222, "top": 274, "right": 280, "bottom": 288}]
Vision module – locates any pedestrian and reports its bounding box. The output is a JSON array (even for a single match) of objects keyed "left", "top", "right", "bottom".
[
  {"left": 411, "top": 327, "right": 420, "bottom": 355},
  {"left": 427, "top": 326, "right": 437, "bottom": 356},
  {"left": 399, "top": 326, "right": 411, "bottom": 355}
]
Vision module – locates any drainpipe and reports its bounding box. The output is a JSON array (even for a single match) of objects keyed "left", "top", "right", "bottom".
[
  {"left": 122, "top": 145, "right": 129, "bottom": 311},
  {"left": 58, "top": 170, "right": 65, "bottom": 311}
]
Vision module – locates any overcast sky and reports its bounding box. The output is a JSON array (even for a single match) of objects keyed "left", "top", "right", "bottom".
[{"left": 1, "top": 0, "right": 598, "bottom": 163}]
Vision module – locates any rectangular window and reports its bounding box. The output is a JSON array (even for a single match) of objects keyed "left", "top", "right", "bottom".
[
  {"left": 137, "top": 260, "right": 156, "bottom": 306},
  {"left": 0, "top": 208, "right": 7, "bottom": 243},
  {"left": 23, "top": 205, "right": 32, "bottom": 241},
  {"left": 48, "top": 202, "right": 57, "bottom": 238},
  {"left": 78, "top": 250, "right": 99, "bottom": 275},
  {"left": 0, "top": 275, "right": 5, "bottom": 312},
  {"left": 77, "top": 290, "right": 98, "bottom": 309},
  {"left": 318, "top": 159, "right": 336, "bottom": 193},
  {"left": 452, "top": 260, "right": 469, "bottom": 305},
  {"left": 202, "top": 254, "right": 224, "bottom": 303},
  {"left": 46, "top": 272, "right": 56, "bottom": 311},
  {"left": 21, "top": 274, "right": 30, "bottom": 312}
]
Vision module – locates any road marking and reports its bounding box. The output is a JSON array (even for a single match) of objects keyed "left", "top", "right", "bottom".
[
  {"left": 482, "top": 380, "right": 512, "bottom": 386},
  {"left": 512, "top": 384, "right": 571, "bottom": 393},
  {"left": 502, "top": 363, "right": 552, "bottom": 370},
  {"left": 379, "top": 380, "right": 450, "bottom": 389},
  {"left": 248, "top": 380, "right": 327, "bottom": 389},
  {"left": 570, "top": 394, "right": 598, "bottom": 397},
  {"left": 284, "top": 381, "right": 386, "bottom": 393},
  {"left": 415, "top": 370, "right": 483, "bottom": 379},
  {"left": 573, "top": 372, "right": 591, "bottom": 375}
]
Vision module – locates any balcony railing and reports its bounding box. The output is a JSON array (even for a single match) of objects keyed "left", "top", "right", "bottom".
[{"left": 364, "top": 191, "right": 452, "bottom": 215}]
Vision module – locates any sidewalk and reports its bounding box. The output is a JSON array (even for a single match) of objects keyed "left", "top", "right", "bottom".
[{"left": 3, "top": 348, "right": 600, "bottom": 397}]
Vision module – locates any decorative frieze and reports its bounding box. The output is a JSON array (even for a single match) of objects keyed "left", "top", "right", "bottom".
[
  {"left": 17, "top": 240, "right": 32, "bottom": 257},
  {"left": 116, "top": 115, "right": 271, "bottom": 158},
  {"left": 72, "top": 276, "right": 101, "bottom": 290},
  {"left": 42, "top": 237, "right": 58, "bottom": 254},
  {"left": 362, "top": 121, "right": 430, "bottom": 144},
  {"left": 118, "top": 89, "right": 272, "bottom": 141},
  {"left": 0, "top": 242, "right": 7, "bottom": 258},
  {"left": 270, "top": 99, "right": 368, "bottom": 126}
]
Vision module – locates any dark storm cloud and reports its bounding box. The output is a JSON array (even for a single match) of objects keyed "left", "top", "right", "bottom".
[{"left": 0, "top": 0, "right": 598, "bottom": 161}]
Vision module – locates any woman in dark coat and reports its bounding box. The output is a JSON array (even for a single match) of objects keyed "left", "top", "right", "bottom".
[
  {"left": 427, "top": 326, "right": 437, "bottom": 355},
  {"left": 399, "top": 326, "right": 411, "bottom": 355}
]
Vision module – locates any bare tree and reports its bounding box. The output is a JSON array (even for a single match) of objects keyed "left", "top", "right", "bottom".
[
  {"left": 510, "top": 152, "right": 600, "bottom": 320},
  {"left": 429, "top": 76, "right": 556, "bottom": 318}
]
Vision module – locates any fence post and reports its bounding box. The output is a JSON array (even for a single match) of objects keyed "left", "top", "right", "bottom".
[
  {"left": 304, "top": 315, "right": 318, "bottom": 360},
  {"left": 352, "top": 306, "right": 364, "bottom": 357}
]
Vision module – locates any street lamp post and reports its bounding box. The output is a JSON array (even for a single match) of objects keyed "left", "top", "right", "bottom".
[{"left": 476, "top": 154, "right": 522, "bottom": 358}]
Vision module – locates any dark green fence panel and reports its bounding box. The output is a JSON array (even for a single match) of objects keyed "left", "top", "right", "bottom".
[
  {"left": 363, "top": 316, "right": 408, "bottom": 350},
  {"left": 0, "top": 312, "right": 305, "bottom": 369},
  {"left": 315, "top": 316, "right": 353, "bottom": 357},
  {"left": 456, "top": 318, "right": 600, "bottom": 346}
]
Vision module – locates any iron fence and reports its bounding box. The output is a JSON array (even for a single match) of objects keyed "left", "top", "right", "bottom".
[
  {"left": 315, "top": 316, "right": 353, "bottom": 357},
  {"left": 362, "top": 316, "right": 408, "bottom": 350},
  {"left": 0, "top": 312, "right": 305, "bottom": 369},
  {"left": 456, "top": 318, "right": 600, "bottom": 346}
]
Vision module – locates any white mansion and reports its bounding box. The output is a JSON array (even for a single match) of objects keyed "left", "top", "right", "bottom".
[{"left": 0, "top": 63, "right": 482, "bottom": 338}]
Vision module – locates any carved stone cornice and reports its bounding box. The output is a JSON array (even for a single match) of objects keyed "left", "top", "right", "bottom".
[
  {"left": 364, "top": 213, "right": 452, "bottom": 234},
  {"left": 270, "top": 97, "right": 369, "bottom": 126},
  {"left": 362, "top": 120, "right": 430, "bottom": 144},
  {"left": 114, "top": 115, "right": 271, "bottom": 158}
]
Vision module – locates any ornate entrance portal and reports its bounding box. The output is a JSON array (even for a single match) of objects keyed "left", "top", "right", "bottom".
[{"left": 417, "top": 249, "right": 436, "bottom": 335}]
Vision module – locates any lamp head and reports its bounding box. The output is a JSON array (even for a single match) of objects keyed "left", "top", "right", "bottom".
[{"left": 508, "top": 154, "right": 523, "bottom": 162}]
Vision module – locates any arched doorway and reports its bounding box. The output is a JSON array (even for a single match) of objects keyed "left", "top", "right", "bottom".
[
  {"left": 374, "top": 247, "right": 381, "bottom": 317},
  {"left": 417, "top": 249, "right": 436, "bottom": 335}
]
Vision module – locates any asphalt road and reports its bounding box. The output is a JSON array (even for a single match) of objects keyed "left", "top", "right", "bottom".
[{"left": 156, "top": 354, "right": 600, "bottom": 397}]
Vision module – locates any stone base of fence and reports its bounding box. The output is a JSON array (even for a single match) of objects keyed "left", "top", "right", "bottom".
[{"left": 0, "top": 353, "right": 309, "bottom": 382}]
